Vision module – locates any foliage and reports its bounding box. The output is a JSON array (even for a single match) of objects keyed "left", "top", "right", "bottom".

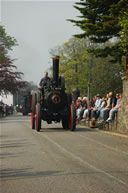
[
  {"left": 119, "top": 1, "right": 128, "bottom": 55},
  {"left": 58, "top": 38, "right": 89, "bottom": 95},
  {"left": 0, "top": 25, "right": 25, "bottom": 94},
  {"left": 0, "top": 25, "right": 17, "bottom": 49},
  {"left": 50, "top": 37, "right": 123, "bottom": 97},
  {"left": 90, "top": 57, "right": 123, "bottom": 97},
  {"left": 68, "top": 0, "right": 128, "bottom": 61}
]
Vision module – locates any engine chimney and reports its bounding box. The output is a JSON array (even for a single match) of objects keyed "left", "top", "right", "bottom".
[{"left": 52, "top": 56, "right": 59, "bottom": 87}]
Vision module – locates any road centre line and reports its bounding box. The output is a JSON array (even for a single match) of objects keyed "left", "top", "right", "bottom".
[
  {"left": 72, "top": 132, "right": 128, "bottom": 156},
  {"left": 42, "top": 133, "right": 127, "bottom": 186}
]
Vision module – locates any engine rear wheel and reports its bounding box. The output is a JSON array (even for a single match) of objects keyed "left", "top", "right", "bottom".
[
  {"left": 62, "top": 117, "right": 69, "bottom": 129},
  {"left": 35, "top": 103, "right": 41, "bottom": 132},
  {"left": 68, "top": 104, "right": 76, "bottom": 131},
  {"left": 31, "top": 92, "right": 36, "bottom": 129}
]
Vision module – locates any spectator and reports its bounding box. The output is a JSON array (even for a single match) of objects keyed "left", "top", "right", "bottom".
[
  {"left": 77, "top": 97, "right": 88, "bottom": 120},
  {"left": 83, "top": 97, "right": 96, "bottom": 120},
  {"left": 95, "top": 97, "right": 107, "bottom": 120},
  {"left": 100, "top": 92, "right": 117, "bottom": 121},
  {"left": 0, "top": 102, "right": 4, "bottom": 117},
  {"left": 76, "top": 97, "right": 82, "bottom": 119},
  {"left": 106, "top": 93, "right": 122, "bottom": 122},
  {"left": 76, "top": 97, "right": 82, "bottom": 108},
  {"left": 72, "top": 88, "right": 80, "bottom": 105},
  {"left": 4, "top": 104, "right": 8, "bottom": 116},
  {"left": 91, "top": 94, "right": 102, "bottom": 120},
  {"left": 10, "top": 104, "right": 14, "bottom": 115}
]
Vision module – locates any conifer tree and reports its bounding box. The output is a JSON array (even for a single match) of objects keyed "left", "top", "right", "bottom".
[{"left": 68, "top": 0, "right": 128, "bottom": 61}]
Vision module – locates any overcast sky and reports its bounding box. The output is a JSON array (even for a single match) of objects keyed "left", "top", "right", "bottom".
[{"left": 1, "top": 0, "right": 81, "bottom": 86}]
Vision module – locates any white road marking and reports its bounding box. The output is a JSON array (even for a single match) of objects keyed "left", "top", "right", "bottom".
[{"left": 42, "top": 133, "right": 127, "bottom": 186}]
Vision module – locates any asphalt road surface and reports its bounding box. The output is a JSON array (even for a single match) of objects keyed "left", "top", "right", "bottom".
[{"left": 0, "top": 114, "right": 128, "bottom": 193}]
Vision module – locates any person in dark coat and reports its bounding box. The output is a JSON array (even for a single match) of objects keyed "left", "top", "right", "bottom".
[
  {"left": 39, "top": 72, "right": 51, "bottom": 88},
  {"left": 72, "top": 88, "right": 80, "bottom": 105}
]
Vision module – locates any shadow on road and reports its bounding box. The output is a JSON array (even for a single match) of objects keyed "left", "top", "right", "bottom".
[
  {"left": 0, "top": 139, "right": 35, "bottom": 149},
  {"left": 38, "top": 127, "right": 97, "bottom": 133},
  {"left": 1, "top": 168, "right": 127, "bottom": 181},
  {"left": 0, "top": 168, "right": 62, "bottom": 180},
  {"left": 0, "top": 152, "right": 25, "bottom": 160},
  {"left": 75, "top": 127, "right": 98, "bottom": 132},
  {"left": 39, "top": 127, "right": 68, "bottom": 132}
]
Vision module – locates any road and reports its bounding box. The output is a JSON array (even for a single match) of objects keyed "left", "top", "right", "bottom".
[{"left": 0, "top": 114, "right": 128, "bottom": 193}]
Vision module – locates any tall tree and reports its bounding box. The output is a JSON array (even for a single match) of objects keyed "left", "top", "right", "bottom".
[
  {"left": 119, "top": 1, "right": 128, "bottom": 56},
  {"left": 68, "top": 0, "right": 128, "bottom": 61},
  {"left": 0, "top": 25, "right": 25, "bottom": 94}
]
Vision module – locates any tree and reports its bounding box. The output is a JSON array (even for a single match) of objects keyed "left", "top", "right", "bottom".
[
  {"left": 0, "top": 25, "right": 25, "bottom": 94},
  {"left": 58, "top": 38, "right": 89, "bottom": 94},
  {"left": 68, "top": 0, "right": 128, "bottom": 61},
  {"left": 50, "top": 37, "right": 123, "bottom": 97},
  {"left": 119, "top": 2, "right": 128, "bottom": 55},
  {"left": 90, "top": 57, "right": 123, "bottom": 97}
]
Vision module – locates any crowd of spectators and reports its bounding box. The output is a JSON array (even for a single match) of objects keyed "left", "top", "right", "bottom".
[
  {"left": 0, "top": 102, "right": 14, "bottom": 117},
  {"left": 74, "top": 92, "right": 122, "bottom": 123}
]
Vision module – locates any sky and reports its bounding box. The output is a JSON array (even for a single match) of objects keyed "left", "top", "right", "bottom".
[
  {"left": 1, "top": 0, "right": 81, "bottom": 85},
  {"left": 0, "top": 0, "right": 82, "bottom": 105}
]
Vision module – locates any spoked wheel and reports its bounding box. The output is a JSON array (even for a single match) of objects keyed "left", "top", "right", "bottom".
[
  {"left": 31, "top": 92, "right": 36, "bottom": 129},
  {"left": 68, "top": 104, "right": 76, "bottom": 131},
  {"left": 37, "top": 91, "right": 41, "bottom": 103},
  {"left": 35, "top": 103, "right": 41, "bottom": 132}
]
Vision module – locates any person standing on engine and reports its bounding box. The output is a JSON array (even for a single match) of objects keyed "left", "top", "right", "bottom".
[{"left": 39, "top": 72, "right": 51, "bottom": 88}]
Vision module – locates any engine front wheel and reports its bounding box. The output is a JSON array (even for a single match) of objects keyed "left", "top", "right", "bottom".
[
  {"left": 62, "top": 117, "right": 69, "bottom": 129},
  {"left": 37, "top": 91, "right": 41, "bottom": 103},
  {"left": 68, "top": 104, "right": 76, "bottom": 131},
  {"left": 35, "top": 103, "right": 41, "bottom": 132}
]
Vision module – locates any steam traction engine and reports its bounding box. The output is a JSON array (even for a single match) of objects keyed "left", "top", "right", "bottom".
[{"left": 31, "top": 56, "right": 76, "bottom": 132}]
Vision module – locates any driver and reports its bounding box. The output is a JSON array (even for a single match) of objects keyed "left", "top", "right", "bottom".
[{"left": 39, "top": 72, "right": 51, "bottom": 88}]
